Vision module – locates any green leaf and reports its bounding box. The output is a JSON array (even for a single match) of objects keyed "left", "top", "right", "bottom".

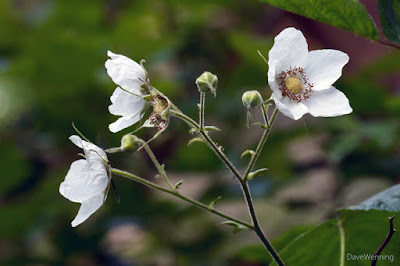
[
  {"left": 221, "top": 221, "right": 248, "bottom": 234},
  {"left": 241, "top": 149, "right": 255, "bottom": 159},
  {"left": 208, "top": 196, "right": 222, "bottom": 209},
  {"left": 247, "top": 168, "right": 268, "bottom": 180},
  {"left": 260, "top": 0, "right": 379, "bottom": 40},
  {"left": 204, "top": 126, "right": 221, "bottom": 132},
  {"left": 187, "top": 137, "right": 206, "bottom": 146},
  {"left": 378, "top": 0, "right": 400, "bottom": 43},
  {"left": 189, "top": 127, "right": 199, "bottom": 135},
  {"left": 174, "top": 180, "right": 183, "bottom": 190},
  {"left": 349, "top": 184, "right": 400, "bottom": 212},
  {"left": 279, "top": 210, "right": 400, "bottom": 265}
]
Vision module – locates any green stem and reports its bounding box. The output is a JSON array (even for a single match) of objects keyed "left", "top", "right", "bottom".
[
  {"left": 243, "top": 108, "right": 278, "bottom": 182},
  {"left": 111, "top": 168, "right": 254, "bottom": 229},
  {"left": 171, "top": 106, "right": 284, "bottom": 265},
  {"left": 199, "top": 92, "right": 206, "bottom": 130},
  {"left": 240, "top": 181, "right": 285, "bottom": 266},
  {"left": 138, "top": 139, "right": 175, "bottom": 191},
  {"left": 171, "top": 110, "right": 243, "bottom": 181}
]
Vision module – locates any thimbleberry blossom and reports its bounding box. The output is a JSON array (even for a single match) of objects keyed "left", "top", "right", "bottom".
[
  {"left": 106, "top": 51, "right": 147, "bottom": 133},
  {"left": 268, "top": 27, "right": 352, "bottom": 120},
  {"left": 59, "top": 135, "right": 110, "bottom": 227}
]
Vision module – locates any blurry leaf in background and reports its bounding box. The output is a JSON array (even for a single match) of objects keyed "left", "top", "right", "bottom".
[
  {"left": 378, "top": 0, "right": 400, "bottom": 43},
  {"left": 349, "top": 184, "right": 400, "bottom": 211},
  {"left": 259, "top": 0, "right": 379, "bottom": 40}
]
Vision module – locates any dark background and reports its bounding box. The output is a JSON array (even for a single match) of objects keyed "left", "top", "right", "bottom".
[{"left": 0, "top": 0, "right": 399, "bottom": 265}]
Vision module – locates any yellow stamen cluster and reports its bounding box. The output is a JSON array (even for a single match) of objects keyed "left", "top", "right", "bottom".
[{"left": 285, "top": 77, "right": 303, "bottom": 95}]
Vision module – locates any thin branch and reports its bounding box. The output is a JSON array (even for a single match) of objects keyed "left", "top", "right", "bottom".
[
  {"left": 111, "top": 168, "right": 254, "bottom": 230},
  {"left": 199, "top": 92, "right": 206, "bottom": 130},
  {"left": 376, "top": 39, "right": 400, "bottom": 50},
  {"left": 240, "top": 181, "right": 285, "bottom": 266},
  {"left": 170, "top": 109, "right": 243, "bottom": 181},
  {"left": 243, "top": 108, "right": 278, "bottom": 182},
  {"left": 371, "top": 216, "right": 396, "bottom": 266},
  {"left": 137, "top": 139, "right": 175, "bottom": 191}
]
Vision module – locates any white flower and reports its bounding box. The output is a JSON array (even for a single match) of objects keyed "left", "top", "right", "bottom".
[
  {"left": 59, "top": 135, "right": 110, "bottom": 227},
  {"left": 268, "top": 27, "right": 352, "bottom": 120},
  {"left": 106, "top": 51, "right": 147, "bottom": 133}
]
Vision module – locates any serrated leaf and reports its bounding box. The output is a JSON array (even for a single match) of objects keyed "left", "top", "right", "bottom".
[
  {"left": 348, "top": 184, "right": 400, "bottom": 212},
  {"left": 222, "top": 221, "right": 248, "bottom": 234},
  {"left": 260, "top": 0, "right": 379, "bottom": 40},
  {"left": 247, "top": 168, "right": 268, "bottom": 180},
  {"left": 188, "top": 137, "right": 205, "bottom": 146},
  {"left": 209, "top": 196, "right": 222, "bottom": 209},
  {"left": 241, "top": 149, "right": 255, "bottom": 159},
  {"left": 378, "top": 0, "right": 400, "bottom": 43}
]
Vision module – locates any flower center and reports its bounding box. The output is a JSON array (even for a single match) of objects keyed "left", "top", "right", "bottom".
[
  {"left": 285, "top": 77, "right": 302, "bottom": 95},
  {"left": 278, "top": 66, "right": 313, "bottom": 103}
]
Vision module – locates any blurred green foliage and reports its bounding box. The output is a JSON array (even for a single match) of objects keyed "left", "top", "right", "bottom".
[{"left": 0, "top": 0, "right": 399, "bottom": 265}]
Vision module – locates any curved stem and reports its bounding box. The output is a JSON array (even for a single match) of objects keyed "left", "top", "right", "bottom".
[
  {"left": 138, "top": 139, "right": 175, "bottom": 191},
  {"left": 171, "top": 106, "right": 284, "bottom": 265},
  {"left": 241, "top": 181, "right": 285, "bottom": 266},
  {"left": 243, "top": 108, "right": 278, "bottom": 181},
  {"left": 171, "top": 110, "right": 243, "bottom": 181},
  {"left": 376, "top": 39, "right": 400, "bottom": 49},
  {"left": 111, "top": 168, "right": 254, "bottom": 229}
]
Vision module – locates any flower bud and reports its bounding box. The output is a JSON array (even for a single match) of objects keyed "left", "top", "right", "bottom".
[
  {"left": 196, "top": 71, "right": 218, "bottom": 97},
  {"left": 242, "top": 90, "right": 263, "bottom": 109},
  {"left": 121, "top": 134, "right": 139, "bottom": 152}
]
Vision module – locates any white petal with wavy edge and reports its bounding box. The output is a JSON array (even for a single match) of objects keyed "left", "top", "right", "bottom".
[
  {"left": 268, "top": 28, "right": 308, "bottom": 77},
  {"left": 105, "top": 51, "right": 145, "bottom": 93},
  {"left": 109, "top": 112, "right": 143, "bottom": 133},
  {"left": 71, "top": 194, "right": 105, "bottom": 227},
  {"left": 304, "top": 50, "right": 349, "bottom": 91},
  {"left": 303, "top": 86, "right": 352, "bottom": 117},
  {"left": 109, "top": 87, "right": 145, "bottom": 117},
  {"left": 273, "top": 93, "right": 309, "bottom": 120}
]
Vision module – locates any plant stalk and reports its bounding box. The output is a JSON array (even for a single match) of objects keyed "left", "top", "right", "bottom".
[{"left": 111, "top": 168, "right": 254, "bottom": 229}]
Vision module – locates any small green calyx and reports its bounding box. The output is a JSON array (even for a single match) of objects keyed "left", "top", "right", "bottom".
[
  {"left": 196, "top": 71, "right": 218, "bottom": 97},
  {"left": 242, "top": 90, "right": 263, "bottom": 109},
  {"left": 121, "top": 134, "right": 139, "bottom": 152}
]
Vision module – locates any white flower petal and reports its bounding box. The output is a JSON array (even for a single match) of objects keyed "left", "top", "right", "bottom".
[
  {"left": 109, "top": 87, "right": 145, "bottom": 117},
  {"left": 303, "top": 86, "right": 352, "bottom": 117},
  {"left": 109, "top": 113, "right": 142, "bottom": 133},
  {"left": 69, "top": 135, "right": 107, "bottom": 164},
  {"left": 273, "top": 92, "right": 308, "bottom": 120},
  {"left": 59, "top": 159, "right": 109, "bottom": 203},
  {"left": 69, "top": 135, "right": 83, "bottom": 149},
  {"left": 304, "top": 50, "right": 349, "bottom": 91},
  {"left": 268, "top": 28, "right": 308, "bottom": 75},
  {"left": 105, "top": 51, "right": 145, "bottom": 93},
  {"left": 71, "top": 194, "right": 105, "bottom": 227}
]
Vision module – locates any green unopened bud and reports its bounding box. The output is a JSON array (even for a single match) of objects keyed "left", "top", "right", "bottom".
[
  {"left": 196, "top": 71, "right": 218, "bottom": 97},
  {"left": 242, "top": 90, "right": 263, "bottom": 109},
  {"left": 121, "top": 134, "right": 139, "bottom": 152}
]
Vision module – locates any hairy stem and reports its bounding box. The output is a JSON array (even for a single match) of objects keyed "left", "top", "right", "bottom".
[
  {"left": 171, "top": 109, "right": 243, "bottom": 181},
  {"left": 138, "top": 139, "right": 175, "bottom": 191},
  {"left": 199, "top": 92, "right": 206, "bottom": 130},
  {"left": 171, "top": 106, "right": 284, "bottom": 265},
  {"left": 111, "top": 168, "right": 254, "bottom": 229},
  {"left": 241, "top": 181, "right": 285, "bottom": 265},
  {"left": 243, "top": 108, "right": 278, "bottom": 181}
]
